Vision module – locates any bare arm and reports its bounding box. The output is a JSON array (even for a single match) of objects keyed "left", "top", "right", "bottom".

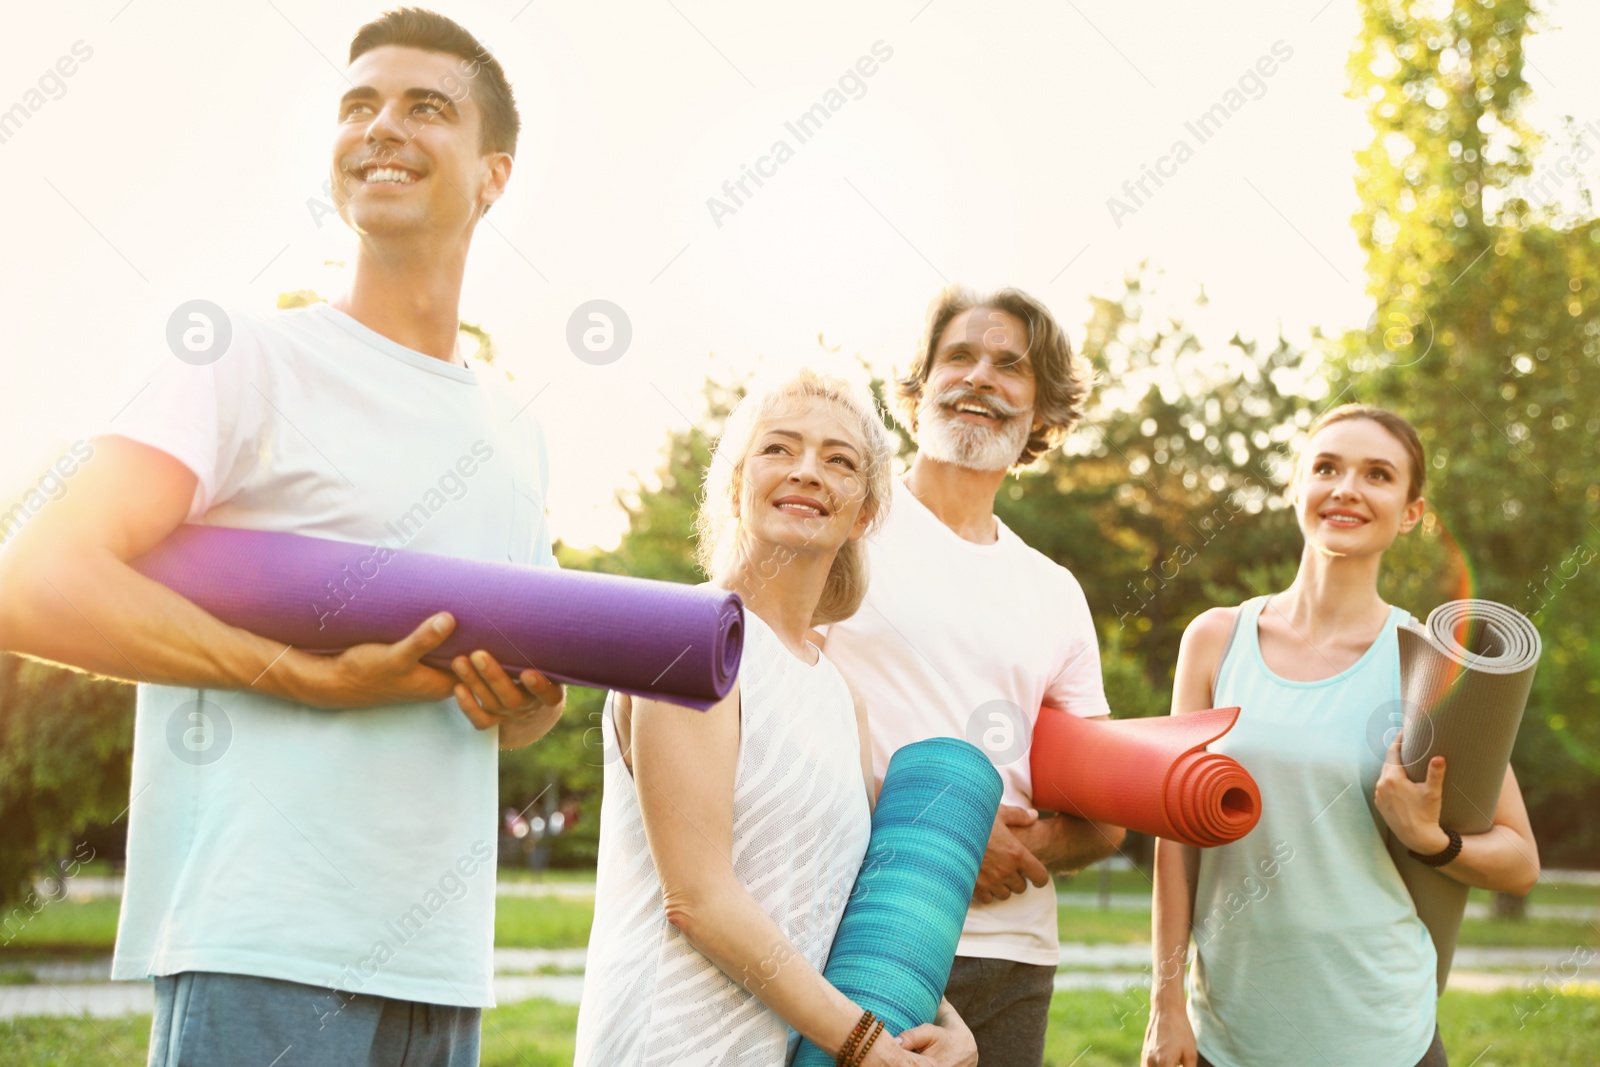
[
  {"left": 1143, "top": 607, "right": 1237, "bottom": 1067},
  {"left": 1374, "top": 749, "right": 1540, "bottom": 896},
  {"left": 0, "top": 437, "right": 364, "bottom": 700},
  {"left": 1018, "top": 811, "right": 1127, "bottom": 876},
  {"left": 0, "top": 437, "right": 559, "bottom": 729},
  {"left": 631, "top": 683, "right": 933, "bottom": 1066},
  {"left": 848, "top": 681, "right": 877, "bottom": 808}
]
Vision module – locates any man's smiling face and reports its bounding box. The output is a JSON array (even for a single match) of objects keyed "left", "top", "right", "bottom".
[
  {"left": 916, "top": 306, "right": 1039, "bottom": 470},
  {"left": 331, "top": 45, "right": 510, "bottom": 240}
]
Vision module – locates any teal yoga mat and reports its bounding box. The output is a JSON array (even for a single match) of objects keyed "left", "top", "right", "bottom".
[{"left": 793, "top": 738, "right": 1002, "bottom": 1065}]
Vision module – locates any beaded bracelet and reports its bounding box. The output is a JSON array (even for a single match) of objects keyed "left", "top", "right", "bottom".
[
  {"left": 848, "top": 1019, "right": 887, "bottom": 1067},
  {"left": 836, "top": 1010, "right": 876, "bottom": 1066}
]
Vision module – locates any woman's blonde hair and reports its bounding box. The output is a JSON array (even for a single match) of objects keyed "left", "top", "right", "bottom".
[{"left": 695, "top": 369, "right": 896, "bottom": 626}]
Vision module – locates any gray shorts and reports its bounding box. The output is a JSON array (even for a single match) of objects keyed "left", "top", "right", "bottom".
[
  {"left": 943, "top": 955, "right": 1057, "bottom": 1067},
  {"left": 147, "top": 971, "right": 481, "bottom": 1067}
]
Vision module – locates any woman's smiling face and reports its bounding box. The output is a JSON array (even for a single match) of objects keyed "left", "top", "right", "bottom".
[
  {"left": 735, "top": 397, "right": 874, "bottom": 560},
  {"left": 1294, "top": 416, "right": 1425, "bottom": 557}
]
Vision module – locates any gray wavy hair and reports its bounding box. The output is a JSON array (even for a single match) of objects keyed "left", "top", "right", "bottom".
[{"left": 695, "top": 369, "right": 896, "bottom": 626}]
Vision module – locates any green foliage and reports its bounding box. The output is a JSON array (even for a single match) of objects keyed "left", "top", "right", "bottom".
[
  {"left": 499, "top": 378, "right": 745, "bottom": 867},
  {"left": 458, "top": 320, "right": 498, "bottom": 365},
  {"left": 0, "top": 656, "right": 132, "bottom": 914},
  {"left": 1099, "top": 632, "right": 1167, "bottom": 723},
  {"left": 999, "top": 273, "right": 1321, "bottom": 684},
  {"left": 497, "top": 686, "right": 607, "bottom": 869},
  {"left": 275, "top": 290, "right": 326, "bottom": 309},
  {"left": 1337, "top": 0, "right": 1600, "bottom": 860}
]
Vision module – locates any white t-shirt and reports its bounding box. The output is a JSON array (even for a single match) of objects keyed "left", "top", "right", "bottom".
[
  {"left": 820, "top": 476, "right": 1109, "bottom": 966},
  {"left": 105, "top": 302, "right": 555, "bottom": 1007}
]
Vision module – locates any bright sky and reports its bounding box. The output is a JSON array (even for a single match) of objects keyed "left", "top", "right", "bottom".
[{"left": 4, "top": 0, "right": 1598, "bottom": 549}]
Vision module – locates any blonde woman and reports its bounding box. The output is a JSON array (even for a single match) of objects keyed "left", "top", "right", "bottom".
[
  {"left": 574, "top": 371, "right": 976, "bottom": 1067},
  {"left": 1141, "top": 404, "right": 1539, "bottom": 1067}
]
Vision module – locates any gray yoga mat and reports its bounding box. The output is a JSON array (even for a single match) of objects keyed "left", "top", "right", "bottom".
[{"left": 1386, "top": 599, "right": 1541, "bottom": 992}]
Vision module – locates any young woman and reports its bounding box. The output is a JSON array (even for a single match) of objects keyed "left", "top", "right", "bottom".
[
  {"left": 1140, "top": 404, "right": 1540, "bottom": 1067},
  {"left": 574, "top": 371, "right": 977, "bottom": 1067}
]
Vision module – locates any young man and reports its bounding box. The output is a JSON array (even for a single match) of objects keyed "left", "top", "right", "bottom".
[
  {"left": 820, "top": 286, "right": 1127, "bottom": 1067},
  {"left": 0, "top": 10, "right": 556, "bottom": 1064}
]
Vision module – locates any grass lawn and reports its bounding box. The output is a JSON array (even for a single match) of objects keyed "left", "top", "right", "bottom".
[
  {"left": 1057, "top": 905, "right": 1152, "bottom": 944},
  {"left": 5, "top": 894, "right": 1594, "bottom": 959},
  {"left": 3, "top": 870, "right": 1595, "bottom": 1065},
  {"left": 494, "top": 896, "right": 594, "bottom": 949},
  {"left": 480, "top": 998, "right": 580, "bottom": 1066},
  {"left": 493, "top": 868, "right": 600, "bottom": 885},
  {"left": 0, "top": 898, "right": 123, "bottom": 959},
  {"left": 1037, "top": 987, "right": 1600, "bottom": 1067},
  {"left": 1474, "top": 880, "right": 1600, "bottom": 909},
  {"left": 4, "top": 988, "right": 1595, "bottom": 1066},
  {"left": 0, "top": 894, "right": 599, "bottom": 959},
  {"left": 1059, "top": 866, "right": 1600, "bottom": 907},
  {"left": 1057, "top": 867, "right": 1157, "bottom": 896},
  {"left": 0, "top": 1014, "right": 150, "bottom": 1067},
  {"left": 1458, "top": 915, "right": 1600, "bottom": 949},
  {"left": 1057, "top": 904, "right": 1600, "bottom": 951}
]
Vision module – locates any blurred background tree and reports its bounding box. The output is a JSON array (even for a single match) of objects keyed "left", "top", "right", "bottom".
[
  {"left": 1332, "top": 0, "right": 1599, "bottom": 866},
  {"left": 0, "top": 655, "right": 132, "bottom": 908}
]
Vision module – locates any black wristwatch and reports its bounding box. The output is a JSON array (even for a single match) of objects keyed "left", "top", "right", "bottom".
[{"left": 1408, "top": 827, "right": 1463, "bottom": 867}]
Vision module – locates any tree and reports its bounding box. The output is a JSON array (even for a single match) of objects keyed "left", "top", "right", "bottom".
[
  {"left": 500, "top": 377, "right": 746, "bottom": 866},
  {"left": 1339, "top": 0, "right": 1600, "bottom": 864},
  {"left": 0, "top": 655, "right": 132, "bottom": 918},
  {"left": 1001, "top": 273, "right": 1322, "bottom": 683}
]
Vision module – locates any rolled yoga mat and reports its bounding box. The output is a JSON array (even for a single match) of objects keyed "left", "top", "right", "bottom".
[
  {"left": 792, "top": 738, "right": 1002, "bottom": 1066},
  {"left": 1386, "top": 599, "right": 1541, "bottom": 992},
  {"left": 1030, "top": 706, "right": 1262, "bottom": 848},
  {"left": 132, "top": 524, "right": 744, "bottom": 710}
]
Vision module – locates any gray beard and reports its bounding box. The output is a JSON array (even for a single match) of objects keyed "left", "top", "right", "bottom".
[{"left": 917, "top": 403, "right": 1031, "bottom": 471}]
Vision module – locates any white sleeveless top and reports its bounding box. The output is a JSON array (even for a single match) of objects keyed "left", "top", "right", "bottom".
[{"left": 573, "top": 611, "right": 873, "bottom": 1067}]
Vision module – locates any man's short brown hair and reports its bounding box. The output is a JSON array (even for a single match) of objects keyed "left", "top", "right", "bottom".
[
  {"left": 894, "top": 286, "right": 1094, "bottom": 468},
  {"left": 349, "top": 7, "right": 520, "bottom": 158}
]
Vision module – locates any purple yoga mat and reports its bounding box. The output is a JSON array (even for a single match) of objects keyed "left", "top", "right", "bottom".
[{"left": 132, "top": 525, "right": 744, "bottom": 709}]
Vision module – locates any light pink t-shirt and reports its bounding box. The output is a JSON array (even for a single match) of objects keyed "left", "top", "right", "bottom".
[{"left": 821, "top": 476, "right": 1110, "bottom": 966}]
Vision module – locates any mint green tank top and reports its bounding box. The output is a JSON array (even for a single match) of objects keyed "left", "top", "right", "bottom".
[{"left": 1188, "top": 595, "right": 1437, "bottom": 1067}]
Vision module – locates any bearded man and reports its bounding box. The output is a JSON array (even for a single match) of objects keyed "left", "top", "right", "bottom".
[{"left": 820, "top": 286, "right": 1127, "bottom": 1067}]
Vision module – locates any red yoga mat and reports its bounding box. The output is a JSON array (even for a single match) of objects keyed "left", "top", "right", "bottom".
[{"left": 1030, "top": 707, "right": 1261, "bottom": 847}]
